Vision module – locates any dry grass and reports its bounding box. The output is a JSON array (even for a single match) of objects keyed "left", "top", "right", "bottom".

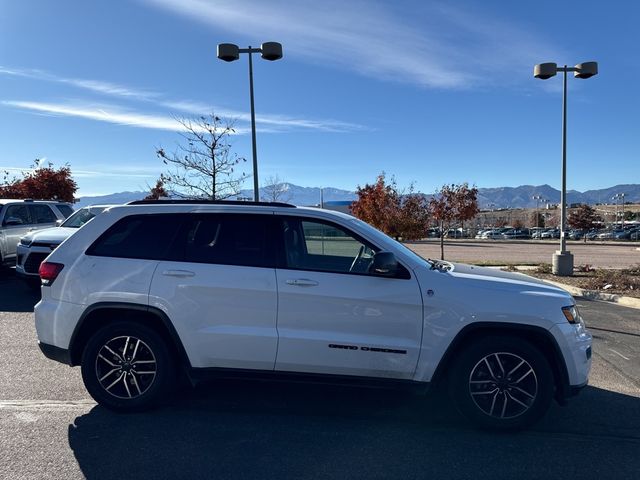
[{"left": 528, "top": 264, "right": 640, "bottom": 298}]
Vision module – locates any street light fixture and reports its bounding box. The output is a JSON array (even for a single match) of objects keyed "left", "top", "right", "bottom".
[
  {"left": 217, "top": 42, "right": 283, "bottom": 201},
  {"left": 534, "top": 61, "right": 598, "bottom": 275},
  {"left": 613, "top": 193, "right": 626, "bottom": 228},
  {"left": 532, "top": 195, "right": 547, "bottom": 228}
]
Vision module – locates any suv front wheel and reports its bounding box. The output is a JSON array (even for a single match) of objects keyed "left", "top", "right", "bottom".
[
  {"left": 81, "top": 322, "right": 175, "bottom": 412},
  {"left": 448, "top": 336, "right": 554, "bottom": 430}
]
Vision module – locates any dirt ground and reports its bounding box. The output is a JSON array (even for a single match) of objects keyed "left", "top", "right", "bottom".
[{"left": 405, "top": 239, "right": 640, "bottom": 269}]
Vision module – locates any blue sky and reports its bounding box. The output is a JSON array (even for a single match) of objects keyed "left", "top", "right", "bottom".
[{"left": 0, "top": 0, "right": 638, "bottom": 196}]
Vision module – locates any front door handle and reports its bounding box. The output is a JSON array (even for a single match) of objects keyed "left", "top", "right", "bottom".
[
  {"left": 162, "top": 269, "right": 196, "bottom": 278},
  {"left": 285, "top": 278, "right": 319, "bottom": 287}
]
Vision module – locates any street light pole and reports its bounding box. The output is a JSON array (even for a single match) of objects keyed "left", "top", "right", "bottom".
[
  {"left": 533, "top": 195, "right": 542, "bottom": 228},
  {"left": 217, "top": 42, "right": 283, "bottom": 202},
  {"left": 560, "top": 66, "right": 568, "bottom": 255},
  {"left": 247, "top": 47, "right": 259, "bottom": 202},
  {"left": 534, "top": 60, "right": 598, "bottom": 276}
]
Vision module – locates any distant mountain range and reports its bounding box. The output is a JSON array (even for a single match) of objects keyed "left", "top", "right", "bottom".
[{"left": 75, "top": 183, "right": 640, "bottom": 210}]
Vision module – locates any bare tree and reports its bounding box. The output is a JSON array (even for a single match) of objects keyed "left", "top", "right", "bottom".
[
  {"left": 156, "top": 115, "right": 248, "bottom": 199},
  {"left": 262, "top": 174, "right": 293, "bottom": 203}
]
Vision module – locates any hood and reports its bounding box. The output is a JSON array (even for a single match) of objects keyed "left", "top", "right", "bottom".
[
  {"left": 444, "top": 262, "right": 571, "bottom": 299},
  {"left": 23, "top": 227, "right": 76, "bottom": 245}
]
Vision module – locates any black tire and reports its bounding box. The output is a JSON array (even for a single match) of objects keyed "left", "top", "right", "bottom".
[
  {"left": 81, "top": 321, "right": 175, "bottom": 412},
  {"left": 448, "top": 335, "right": 554, "bottom": 431}
]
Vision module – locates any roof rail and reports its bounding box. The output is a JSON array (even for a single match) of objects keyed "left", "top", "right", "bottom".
[{"left": 126, "top": 199, "right": 296, "bottom": 208}]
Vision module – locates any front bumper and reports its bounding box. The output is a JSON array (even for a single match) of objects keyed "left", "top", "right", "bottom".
[
  {"left": 16, "top": 244, "right": 53, "bottom": 277},
  {"left": 549, "top": 323, "right": 592, "bottom": 398}
]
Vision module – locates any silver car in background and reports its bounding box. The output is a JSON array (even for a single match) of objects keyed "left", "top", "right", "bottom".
[
  {"left": 16, "top": 205, "right": 113, "bottom": 282},
  {"left": 1, "top": 199, "right": 73, "bottom": 267}
]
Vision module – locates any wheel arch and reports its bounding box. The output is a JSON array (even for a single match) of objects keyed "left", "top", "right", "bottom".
[
  {"left": 430, "top": 322, "right": 570, "bottom": 403},
  {"left": 69, "top": 302, "right": 191, "bottom": 369}
]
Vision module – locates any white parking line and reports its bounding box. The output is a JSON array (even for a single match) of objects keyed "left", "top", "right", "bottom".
[
  {"left": 0, "top": 399, "right": 96, "bottom": 410},
  {"left": 608, "top": 349, "right": 631, "bottom": 361}
]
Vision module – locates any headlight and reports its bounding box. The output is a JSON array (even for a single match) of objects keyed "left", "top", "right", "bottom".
[
  {"left": 562, "top": 304, "right": 585, "bottom": 328},
  {"left": 19, "top": 238, "right": 32, "bottom": 247}
]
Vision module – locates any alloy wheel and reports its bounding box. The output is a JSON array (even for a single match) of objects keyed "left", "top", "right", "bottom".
[
  {"left": 468, "top": 352, "right": 538, "bottom": 419},
  {"left": 95, "top": 336, "right": 157, "bottom": 399}
]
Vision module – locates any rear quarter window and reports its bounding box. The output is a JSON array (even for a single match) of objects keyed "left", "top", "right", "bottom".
[
  {"left": 55, "top": 204, "right": 74, "bottom": 218},
  {"left": 86, "top": 214, "right": 183, "bottom": 260}
]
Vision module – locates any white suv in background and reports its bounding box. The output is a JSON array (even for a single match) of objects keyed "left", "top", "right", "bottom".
[
  {"left": 34, "top": 200, "right": 592, "bottom": 430},
  {"left": 0, "top": 199, "right": 73, "bottom": 267},
  {"left": 16, "top": 205, "right": 113, "bottom": 283}
]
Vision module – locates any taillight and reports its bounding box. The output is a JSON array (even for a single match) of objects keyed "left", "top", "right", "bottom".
[{"left": 39, "top": 262, "right": 64, "bottom": 286}]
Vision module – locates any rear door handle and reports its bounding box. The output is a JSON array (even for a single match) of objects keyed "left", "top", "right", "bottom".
[
  {"left": 285, "top": 278, "right": 319, "bottom": 287},
  {"left": 162, "top": 269, "right": 196, "bottom": 278}
]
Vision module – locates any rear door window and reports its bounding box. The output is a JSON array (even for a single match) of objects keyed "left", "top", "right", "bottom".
[
  {"left": 87, "top": 214, "right": 183, "bottom": 260},
  {"left": 169, "top": 214, "right": 274, "bottom": 268},
  {"left": 30, "top": 204, "right": 58, "bottom": 224}
]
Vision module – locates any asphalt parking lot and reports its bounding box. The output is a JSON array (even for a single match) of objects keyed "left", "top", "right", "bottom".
[{"left": 1, "top": 271, "right": 639, "bottom": 480}]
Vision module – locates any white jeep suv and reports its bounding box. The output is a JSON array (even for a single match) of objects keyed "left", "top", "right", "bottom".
[{"left": 35, "top": 201, "right": 592, "bottom": 429}]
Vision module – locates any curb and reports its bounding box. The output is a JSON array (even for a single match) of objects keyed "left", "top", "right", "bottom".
[{"left": 541, "top": 279, "right": 640, "bottom": 310}]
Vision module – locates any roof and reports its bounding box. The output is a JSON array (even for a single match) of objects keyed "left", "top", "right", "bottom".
[
  {"left": 127, "top": 199, "right": 295, "bottom": 208},
  {"left": 0, "top": 199, "right": 72, "bottom": 205}
]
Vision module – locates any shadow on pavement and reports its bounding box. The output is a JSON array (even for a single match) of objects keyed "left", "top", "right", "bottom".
[
  {"left": 0, "top": 268, "right": 40, "bottom": 312},
  {"left": 69, "top": 381, "right": 640, "bottom": 480}
]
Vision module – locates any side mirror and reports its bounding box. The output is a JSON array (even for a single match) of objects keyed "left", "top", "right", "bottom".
[
  {"left": 371, "top": 251, "right": 398, "bottom": 277},
  {"left": 56, "top": 219, "right": 63, "bottom": 226},
  {"left": 3, "top": 217, "right": 23, "bottom": 226}
]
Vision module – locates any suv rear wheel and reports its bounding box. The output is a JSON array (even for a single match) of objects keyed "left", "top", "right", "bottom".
[
  {"left": 81, "top": 321, "right": 175, "bottom": 412},
  {"left": 448, "top": 336, "right": 554, "bottom": 430}
]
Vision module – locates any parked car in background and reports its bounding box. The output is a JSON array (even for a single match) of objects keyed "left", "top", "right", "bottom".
[
  {"left": 16, "top": 205, "right": 112, "bottom": 282},
  {"left": 597, "top": 229, "right": 624, "bottom": 240},
  {"left": 0, "top": 199, "right": 73, "bottom": 267},
  {"left": 584, "top": 229, "right": 601, "bottom": 241},
  {"left": 614, "top": 227, "right": 640, "bottom": 240},
  {"left": 501, "top": 228, "right": 530, "bottom": 239},
  {"left": 568, "top": 229, "right": 585, "bottom": 240},
  {"left": 529, "top": 227, "right": 544, "bottom": 239},
  {"left": 540, "top": 229, "right": 560, "bottom": 239},
  {"left": 481, "top": 228, "right": 510, "bottom": 239}
]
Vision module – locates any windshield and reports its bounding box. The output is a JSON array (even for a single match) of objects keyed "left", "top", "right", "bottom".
[
  {"left": 348, "top": 217, "right": 431, "bottom": 268},
  {"left": 61, "top": 206, "right": 107, "bottom": 228}
]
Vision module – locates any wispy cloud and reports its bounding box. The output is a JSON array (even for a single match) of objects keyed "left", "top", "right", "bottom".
[
  {"left": 141, "top": 0, "right": 562, "bottom": 89},
  {"left": 1, "top": 100, "right": 246, "bottom": 132},
  {"left": 2, "top": 164, "right": 157, "bottom": 179},
  {"left": 0, "top": 66, "right": 366, "bottom": 132},
  {"left": 0, "top": 66, "right": 159, "bottom": 99},
  {"left": 161, "top": 100, "right": 366, "bottom": 132}
]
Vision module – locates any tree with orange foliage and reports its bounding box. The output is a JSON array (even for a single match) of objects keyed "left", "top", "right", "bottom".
[
  {"left": 0, "top": 160, "right": 77, "bottom": 202},
  {"left": 350, "top": 173, "right": 429, "bottom": 241},
  {"left": 430, "top": 183, "right": 479, "bottom": 260}
]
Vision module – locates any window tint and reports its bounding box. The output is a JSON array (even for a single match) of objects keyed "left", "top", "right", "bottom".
[
  {"left": 31, "top": 204, "right": 58, "bottom": 224},
  {"left": 175, "top": 214, "right": 271, "bottom": 268},
  {"left": 55, "top": 204, "right": 74, "bottom": 218},
  {"left": 3, "top": 204, "right": 31, "bottom": 225},
  {"left": 87, "top": 214, "right": 182, "bottom": 260},
  {"left": 281, "top": 218, "right": 376, "bottom": 274}
]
